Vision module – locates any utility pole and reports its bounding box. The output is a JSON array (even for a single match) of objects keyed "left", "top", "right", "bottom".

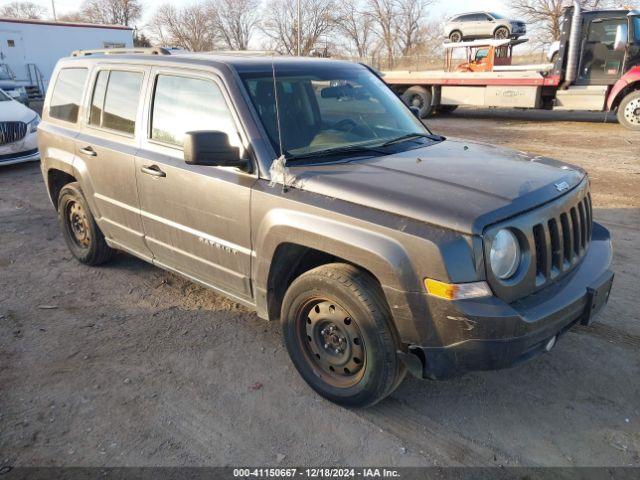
[
  {"left": 296, "top": 0, "right": 301, "bottom": 56},
  {"left": 51, "top": 0, "right": 57, "bottom": 21}
]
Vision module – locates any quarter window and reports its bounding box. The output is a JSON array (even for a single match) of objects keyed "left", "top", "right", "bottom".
[
  {"left": 150, "top": 74, "right": 240, "bottom": 148},
  {"left": 89, "top": 70, "right": 143, "bottom": 135},
  {"left": 49, "top": 68, "right": 88, "bottom": 123}
]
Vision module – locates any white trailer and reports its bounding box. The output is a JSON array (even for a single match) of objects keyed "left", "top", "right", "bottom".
[{"left": 0, "top": 18, "right": 133, "bottom": 99}]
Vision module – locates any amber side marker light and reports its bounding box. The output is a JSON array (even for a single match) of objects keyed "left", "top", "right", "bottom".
[{"left": 425, "top": 278, "right": 492, "bottom": 300}]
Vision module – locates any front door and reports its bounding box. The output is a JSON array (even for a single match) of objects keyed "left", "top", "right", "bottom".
[
  {"left": 578, "top": 17, "right": 627, "bottom": 85},
  {"left": 134, "top": 68, "right": 255, "bottom": 302},
  {"left": 75, "top": 66, "right": 152, "bottom": 260}
]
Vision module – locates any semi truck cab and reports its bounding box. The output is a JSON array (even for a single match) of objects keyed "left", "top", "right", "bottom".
[{"left": 553, "top": 8, "right": 640, "bottom": 86}]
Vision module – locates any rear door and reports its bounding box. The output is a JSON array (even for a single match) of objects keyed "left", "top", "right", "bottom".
[
  {"left": 75, "top": 65, "right": 152, "bottom": 260},
  {"left": 134, "top": 67, "right": 256, "bottom": 302},
  {"left": 578, "top": 17, "right": 627, "bottom": 85}
]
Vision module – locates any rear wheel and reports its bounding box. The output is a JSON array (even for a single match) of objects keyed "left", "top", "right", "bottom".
[
  {"left": 401, "top": 86, "right": 433, "bottom": 119},
  {"left": 281, "top": 263, "right": 405, "bottom": 407},
  {"left": 58, "top": 182, "right": 114, "bottom": 266},
  {"left": 617, "top": 90, "right": 640, "bottom": 131},
  {"left": 494, "top": 27, "right": 510, "bottom": 40},
  {"left": 449, "top": 31, "right": 462, "bottom": 43}
]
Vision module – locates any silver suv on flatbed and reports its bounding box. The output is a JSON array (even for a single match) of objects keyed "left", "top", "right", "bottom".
[{"left": 38, "top": 49, "right": 613, "bottom": 407}]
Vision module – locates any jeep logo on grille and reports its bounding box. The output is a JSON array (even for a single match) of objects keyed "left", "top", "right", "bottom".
[{"left": 555, "top": 181, "right": 570, "bottom": 192}]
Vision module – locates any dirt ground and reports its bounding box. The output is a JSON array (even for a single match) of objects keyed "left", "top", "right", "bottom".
[{"left": 1, "top": 107, "right": 639, "bottom": 468}]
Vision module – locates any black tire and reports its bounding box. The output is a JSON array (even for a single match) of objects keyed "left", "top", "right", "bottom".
[
  {"left": 449, "top": 31, "right": 462, "bottom": 43},
  {"left": 281, "top": 263, "right": 406, "bottom": 408},
  {"left": 550, "top": 52, "right": 560, "bottom": 66},
  {"left": 494, "top": 27, "right": 510, "bottom": 40},
  {"left": 401, "top": 86, "right": 433, "bottom": 119},
  {"left": 58, "top": 182, "right": 114, "bottom": 266},
  {"left": 616, "top": 90, "right": 640, "bottom": 131},
  {"left": 437, "top": 105, "right": 458, "bottom": 115}
]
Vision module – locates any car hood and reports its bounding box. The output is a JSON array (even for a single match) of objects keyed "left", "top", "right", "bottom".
[
  {"left": 0, "top": 99, "right": 37, "bottom": 123},
  {"left": 287, "top": 138, "right": 585, "bottom": 235}
]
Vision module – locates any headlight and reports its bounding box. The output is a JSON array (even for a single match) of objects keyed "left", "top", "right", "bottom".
[
  {"left": 27, "top": 114, "right": 40, "bottom": 133},
  {"left": 490, "top": 229, "right": 521, "bottom": 280}
]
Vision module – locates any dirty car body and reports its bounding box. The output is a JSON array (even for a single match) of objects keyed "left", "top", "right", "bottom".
[{"left": 38, "top": 53, "right": 613, "bottom": 406}]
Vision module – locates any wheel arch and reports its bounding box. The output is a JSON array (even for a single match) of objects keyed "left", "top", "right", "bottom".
[
  {"left": 46, "top": 167, "right": 77, "bottom": 210},
  {"left": 493, "top": 24, "right": 511, "bottom": 35},
  {"left": 607, "top": 67, "right": 640, "bottom": 111},
  {"left": 253, "top": 211, "right": 418, "bottom": 325}
]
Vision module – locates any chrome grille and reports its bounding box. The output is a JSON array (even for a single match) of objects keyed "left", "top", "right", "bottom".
[
  {"left": 0, "top": 121, "right": 27, "bottom": 145},
  {"left": 533, "top": 192, "right": 592, "bottom": 286}
]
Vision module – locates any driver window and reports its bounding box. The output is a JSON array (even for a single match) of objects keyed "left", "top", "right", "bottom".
[{"left": 150, "top": 74, "right": 241, "bottom": 148}]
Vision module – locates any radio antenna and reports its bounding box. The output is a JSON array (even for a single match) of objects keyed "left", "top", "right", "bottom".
[
  {"left": 269, "top": 61, "right": 291, "bottom": 193},
  {"left": 272, "top": 61, "right": 285, "bottom": 160}
]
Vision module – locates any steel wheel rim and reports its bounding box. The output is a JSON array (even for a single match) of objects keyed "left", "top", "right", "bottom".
[
  {"left": 67, "top": 200, "right": 91, "bottom": 248},
  {"left": 495, "top": 28, "right": 508, "bottom": 39},
  {"left": 624, "top": 98, "right": 640, "bottom": 125},
  {"left": 296, "top": 298, "right": 366, "bottom": 388},
  {"left": 409, "top": 94, "right": 425, "bottom": 110},
  {"left": 450, "top": 33, "right": 461, "bottom": 43}
]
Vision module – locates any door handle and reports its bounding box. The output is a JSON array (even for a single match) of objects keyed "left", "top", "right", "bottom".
[
  {"left": 140, "top": 165, "right": 166, "bottom": 178},
  {"left": 79, "top": 146, "right": 97, "bottom": 157}
]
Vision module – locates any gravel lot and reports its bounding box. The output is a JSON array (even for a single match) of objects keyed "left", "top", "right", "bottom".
[{"left": 1, "top": 106, "right": 639, "bottom": 468}]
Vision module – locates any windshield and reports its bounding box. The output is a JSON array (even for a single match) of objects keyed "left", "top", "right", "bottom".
[
  {"left": 0, "top": 90, "right": 10, "bottom": 101},
  {"left": 240, "top": 66, "right": 431, "bottom": 159},
  {"left": 490, "top": 12, "right": 505, "bottom": 19},
  {"left": 633, "top": 16, "right": 640, "bottom": 43}
]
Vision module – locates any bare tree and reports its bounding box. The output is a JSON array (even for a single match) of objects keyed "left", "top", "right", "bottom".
[
  {"left": 261, "top": 0, "right": 337, "bottom": 55},
  {"left": 512, "top": 0, "right": 625, "bottom": 43},
  {"left": 0, "top": 1, "right": 47, "bottom": 19},
  {"left": 335, "top": 2, "right": 374, "bottom": 59},
  {"left": 207, "top": 0, "right": 259, "bottom": 50},
  {"left": 396, "top": 0, "right": 435, "bottom": 56},
  {"left": 150, "top": 4, "right": 216, "bottom": 51},
  {"left": 367, "top": 0, "right": 397, "bottom": 68},
  {"left": 59, "top": 0, "right": 142, "bottom": 26},
  {"left": 80, "top": 0, "right": 142, "bottom": 26}
]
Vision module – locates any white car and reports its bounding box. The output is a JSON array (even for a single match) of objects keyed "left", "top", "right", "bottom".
[
  {"left": 444, "top": 12, "right": 527, "bottom": 43},
  {"left": 0, "top": 88, "right": 39, "bottom": 166}
]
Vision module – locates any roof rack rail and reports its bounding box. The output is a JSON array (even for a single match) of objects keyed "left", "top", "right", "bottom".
[{"left": 71, "top": 47, "right": 171, "bottom": 57}]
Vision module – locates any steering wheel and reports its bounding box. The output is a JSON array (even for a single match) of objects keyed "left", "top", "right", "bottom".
[{"left": 333, "top": 118, "right": 358, "bottom": 134}]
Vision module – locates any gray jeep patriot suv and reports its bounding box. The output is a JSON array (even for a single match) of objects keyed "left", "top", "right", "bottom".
[{"left": 38, "top": 48, "right": 614, "bottom": 407}]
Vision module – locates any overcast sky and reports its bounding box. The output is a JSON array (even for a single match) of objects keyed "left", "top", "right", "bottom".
[{"left": 20, "top": 0, "right": 511, "bottom": 28}]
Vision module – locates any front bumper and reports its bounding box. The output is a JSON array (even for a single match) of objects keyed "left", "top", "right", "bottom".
[
  {"left": 404, "top": 222, "right": 613, "bottom": 380},
  {"left": 0, "top": 131, "right": 39, "bottom": 166}
]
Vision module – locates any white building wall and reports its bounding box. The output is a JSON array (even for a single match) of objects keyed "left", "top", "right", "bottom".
[{"left": 0, "top": 20, "right": 133, "bottom": 90}]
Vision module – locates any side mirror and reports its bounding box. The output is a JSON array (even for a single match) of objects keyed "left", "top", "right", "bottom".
[
  {"left": 184, "top": 131, "right": 248, "bottom": 169},
  {"left": 614, "top": 23, "right": 628, "bottom": 52},
  {"left": 409, "top": 106, "right": 420, "bottom": 118}
]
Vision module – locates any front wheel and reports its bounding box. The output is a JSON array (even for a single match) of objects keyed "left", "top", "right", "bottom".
[
  {"left": 281, "top": 263, "right": 405, "bottom": 408},
  {"left": 494, "top": 27, "right": 510, "bottom": 40},
  {"left": 617, "top": 90, "right": 640, "bottom": 131}
]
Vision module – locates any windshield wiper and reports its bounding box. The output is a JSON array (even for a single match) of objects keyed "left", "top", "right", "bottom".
[
  {"left": 379, "top": 133, "right": 444, "bottom": 147},
  {"left": 286, "top": 144, "right": 388, "bottom": 162}
]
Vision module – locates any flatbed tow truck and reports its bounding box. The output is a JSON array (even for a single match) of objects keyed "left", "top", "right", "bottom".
[{"left": 383, "top": 3, "right": 640, "bottom": 130}]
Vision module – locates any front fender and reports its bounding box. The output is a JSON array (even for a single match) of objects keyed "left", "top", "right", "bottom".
[
  {"left": 254, "top": 208, "right": 417, "bottom": 294},
  {"left": 607, "top": 66, "right": 640, "bottom": 110}
]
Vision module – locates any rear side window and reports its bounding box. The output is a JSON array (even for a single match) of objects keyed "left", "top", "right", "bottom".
[
  {"left": 49, "top": 68, "right": 87, "bottom": 123},
  {"left": 150, "top": 74, "right": 240, "bottom": 148},
  {"left": 89, "top": 70, "right": 143, "bottom": 135}
]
